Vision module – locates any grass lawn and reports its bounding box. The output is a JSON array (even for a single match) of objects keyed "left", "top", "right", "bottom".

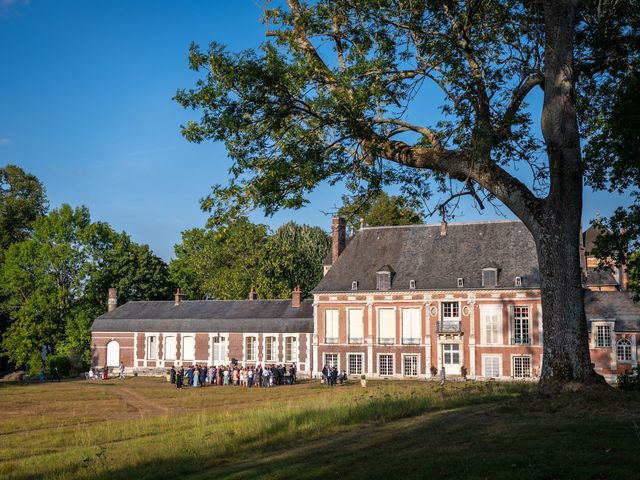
[{"left": 0, "top": 377, "right": 638, "bottom": 479}]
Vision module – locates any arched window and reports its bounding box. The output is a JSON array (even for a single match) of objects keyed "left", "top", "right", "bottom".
[
  {"left": 106, "top": 341, "right": 120, "bottom": 367},
  {"left": 617, "top": 338, "right": 632, "bottom": 362}
]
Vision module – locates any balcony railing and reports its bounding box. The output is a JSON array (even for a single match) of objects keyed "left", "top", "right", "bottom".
[
  {"left": 378, "top": 337, "right": 395, "bottom": 345},
  {"left": 402, "top": 338, "right": 420, "bottom": 345},
  {"left": 325, "top": 337, "right": 339, "bottom": 344},
  {"left": 510, "top": 337, "right": 531, "bottom": 345},
  {"left": 348, "top": 337, "right": 363, "bottom": 344},
  {"left": 436, "top": 321, "right": 461, "bottom": 333}
]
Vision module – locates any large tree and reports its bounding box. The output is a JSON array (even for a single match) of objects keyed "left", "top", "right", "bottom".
[
  {"left": 338, "top": 191, "right": 424, "bottom": 230},
  {"left": 176, "top": 0, "right": 637, "bottom": 388}
]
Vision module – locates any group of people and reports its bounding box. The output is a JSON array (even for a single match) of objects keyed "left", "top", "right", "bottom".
[
  {"left": 170, "top": 363, "right": 297, "bottom": 389},
  {"left": 321, "top": 365, "right": 348, "bottom": 386}
]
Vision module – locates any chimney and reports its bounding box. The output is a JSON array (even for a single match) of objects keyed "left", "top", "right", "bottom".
[
  {"left": 174, "top": 288, "right": 185, "bottom": 306},
  {"left": 620, "top": 264, "right": 629, "bottom": 291},
  {"left": 248, "top": 287, "right": 258, "bottom": 300},
  {"left": 107, "top": 288, "right": 117, "bottom": 312},
  {"left": 292, "top": 285, "right": 301, "bottom": 308},
  {"left": 332, "top": 216, "right": 347, "bottom": 264},
  {"left": 440, "top": 220, "right": 448, "bottom": 236}
]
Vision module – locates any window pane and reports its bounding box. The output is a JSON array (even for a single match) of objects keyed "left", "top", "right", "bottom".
[
  {"left": 182, "top": 336, "right": 194, "bottom": 361},
  {"left": 348, "top": 354, "right": 363, "bottom": 375},
  {"left": 379, "top": 354, "right": 393, "bottom": 376},
  {"left": 325, "top": 353, "right": 338, "bottom": 369},
  {"left": 325, "top": 310, "right": 339, "bottom": 343},
  {"left": 348, "top": 309, "right": 364, "bottom": 344},
  {"left": 378, "top": 309, "right": 395, "bottom": 344},
  {"left": 164, "top": 336, "right": 175, "bottom": 360}
]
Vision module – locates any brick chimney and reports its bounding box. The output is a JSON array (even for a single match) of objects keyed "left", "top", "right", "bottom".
[
  {"left": 174, "top": 288, "right": 185, "bottom": 306},
  {"left": 107, "top": 288, "right": 117, "bottom": 312},
  {"left": 332, "top": 216, "right": 347, "bottom": 264},
  {"left": 619, "top": 264, "right": 629, "bottom": 291},
  {"left": 440, "top": 220, "right": 448, "bottom": 236},
  {"left": 292, "top": 285, "right": 301, "bottom": 308},
  {"left": 248, "top": 287, "right": 258, "bottom": 300}
]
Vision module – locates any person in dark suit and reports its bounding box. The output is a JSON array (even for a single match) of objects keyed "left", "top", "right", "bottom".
[{"left": 170, "top": 366, "right": 176, "bottom": 384}]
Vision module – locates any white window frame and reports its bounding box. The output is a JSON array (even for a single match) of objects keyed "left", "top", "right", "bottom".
[
  {"left": 617, "top": 338, "right": 632, "bottom": 362},
  {"left": 441, "top": 301, "right": 460, "bottom": 320},
  {"left": 324, "top": 352, "right": 339, "bottom": 370},
  {"left": 480, "top": 305, "right": 502, "bottom": 345},
  {"left": 378, "top": 354, "right": 394, "bottom": 376},
  {"left": 212, "top": 335, "right": 226, "bottom": 364},
  {"left": 515, "top": 276, "right": 522, "bottom": 287},
  {"left": 409, "top": 279, "right": 416, "bottom": 289},
  {"left": 348, "top": 308, "right": 364, "bottom": 344},
  {"left": 482, "top": 354, "right": 502, "bottom": 378},
  {"left": 401, "top": 308, "right": 421, "bottom": 345},
  {"left": 347, "top": 353, "right": 364, "bottom": 375},
  {"left": 181, "top": 335, "right": 195, "bottom": 362},
  {"left": 324, "top": 309, "right": 340, "bottom": 344},
  {"left": 594, "top": 323, "right": 613, "bottom": 348},
  {"left": 402, "top": 354, "right": 419, "bottom": 377},
  {"left": 351, "top": 281, "right": 358, "bottom": 290},
  {"left": 146, "top": 335, "right": 158, "bottom": 360},
  {"left": 457, "top": 278, "right": 464, "bottom": 288},
  {"left": 244, "top": 335, "right": 257, "bottom": 363},
  {"left": 377, "top": 307, "right": 396, "bottom": 345},
  {"left": 511, "top": 306, "right": 531, "bottom": 345},
  {"left": 284, "top": 336, "right": 298, "bottom": 363},
  {"left": 512, "top": 355, "right": 532, "bottom": 378},
  {"left": 163, "top": 336, "right": 176, "bottom": 361},
  {"left": 106, "top": 340, "right": 120, "bottom": 367},
  {"left": 264, "top": 335, "right": 277, "bottom": 362}
]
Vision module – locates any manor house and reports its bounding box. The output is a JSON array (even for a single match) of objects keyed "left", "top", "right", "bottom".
[{"left": 91, "top": 218, "right": 639, "bottom": 381}]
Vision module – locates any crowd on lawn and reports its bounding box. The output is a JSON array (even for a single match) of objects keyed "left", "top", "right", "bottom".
[
  {"left": 170, "top": 363, "right": 298, "bottom": 389},
  {"left": 321, "top": 365, "right": 348, "bottom": 386}
]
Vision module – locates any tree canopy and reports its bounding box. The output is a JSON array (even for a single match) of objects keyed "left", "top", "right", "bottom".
[
  {"left": 176, "top": 0, "right": 639, "bottom": 388},
  {"left": 338, "top": 191, "right": 423, "bottom": 230}
]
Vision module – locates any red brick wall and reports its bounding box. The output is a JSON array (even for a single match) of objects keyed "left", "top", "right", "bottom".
[{"left": 91, "top": 332, "right": 135, "bottom": 368}]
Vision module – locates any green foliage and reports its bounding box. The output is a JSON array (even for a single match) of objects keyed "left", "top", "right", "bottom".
[
  {"left": 0, "top": 204, "right": 172, "bottom": 368},
  {"left": 0, "top": 164, "right": 48, "bottom": 257},
  {"left": 338, "top": 191, "right": 423, "bottom": 230},
  {"left": 255, "top": 222, "right": 330, "bottom": 298},
  {"left": 617, "top": 367, "right": 640, "bottom": 391}
]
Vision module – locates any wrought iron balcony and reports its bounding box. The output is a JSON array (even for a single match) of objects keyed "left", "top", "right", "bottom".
[
  {"left": 378, "top": 337, "right": 395, "bottom": 345},
  {"left": 325, "top": 337, "right": 339, "bottom": 344},
  {"left": 510, "top": 337, "right": 531, "bottom": 345},
  {"left": 402, "top": 338, "right": 420, "bottom": 345},
  {"left": 436, "top": 321, "right": 461, "bottom": 333}
]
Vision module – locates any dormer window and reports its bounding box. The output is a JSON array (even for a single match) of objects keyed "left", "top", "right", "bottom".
[
  {"left": 351, "top": 281, "right": 359, "bottom": 291},
  {"left": 457, "top": 278, "right": 464, "bottom": 288},
  {"left": 409, "top": 279, "right": 416, "bottom": 290},
  {"left": 482, "top": 268, "right": 498, "bottom": 287},
  {"left": 515, "top": 276, "right": 522, "bottom": 287},
  {"left": 376, "top": 265, "right": 394, "bottom": 291}
]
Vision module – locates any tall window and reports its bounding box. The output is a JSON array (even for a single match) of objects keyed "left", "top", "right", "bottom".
[
  {"left": 512, "top": 307, "right": 530, "bottom": 345},
  {"left": 596, "top": 325, "right": 612, "bottom": 348},
  {"left": 324, "top": 353, "right": 338, "bottom": 369},
  {"left": 480, "top": 306, "right": 502, "bottom": 345},
  {"left": 378, "top": 308, "right": 395, "bottom": 345},
  {"left": 265, "top": 336, "right": 276, "bottom": 362},
  {"left": 403, "top": 355, "right": 419, "bottom": 376},
  {"left": 617, "top": 338, "right": 632, "bottom": 361},
  {"left": 402, "top": 308, "right": 421, "bottom": 345},
  {"left": 146, "top": 336, "right": 157, "bottom": 360},
  {"left": 348, "top": 353, "right": 363, "bottom": 375},
  {"left": 285, "top": 337, "right": 297, "bottom": 362},
  {"left": 483, "top": 355, "right": 501, "bottom": 378},
  {"left": 348, "top": 309, "right": 364, "bottom": 344},
  {"left": 442, "top": 302, "right": 460, "bottom": 319},
  {"left": 106, "top": 341, "right": 120, "bottom": 367},
  {"left": 212, "top": 336, "right": 225, "bottom": 364},
  {"left": 376, "top": 272, "right": 391, "bottom": 290},
  {"left": 164, "top": 336, "right": 176, "bottom": 360},
  {"left": 379, "top": 354, "right": 394, "bottom": 376},
  {"left": 182, "top": 336, "right": 195, "bottom": 361},
  {"left": 245, "top": 336, "right": 257, "bottom": 362},
  {"left": 325, "top": 309, "right": 339, "bottom": 343},
  {"left": 512, "top": 356, "right": 531, "bottom": 378}
]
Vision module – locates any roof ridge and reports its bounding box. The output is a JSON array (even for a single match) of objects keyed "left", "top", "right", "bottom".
[{"left": 359, "top": 219, "right": 522, "bottom": 231}]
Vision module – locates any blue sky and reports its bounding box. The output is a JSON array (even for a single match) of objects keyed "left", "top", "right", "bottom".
[{"left": 0, "top": 0, "right": 631, "bottom": 260}]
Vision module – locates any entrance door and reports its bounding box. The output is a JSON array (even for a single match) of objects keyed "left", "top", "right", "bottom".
[{"left": 442, "top": 344, "right": 460, "bottom": 375}]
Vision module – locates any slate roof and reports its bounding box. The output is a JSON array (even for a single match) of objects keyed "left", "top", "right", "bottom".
[
  {"left": 583, "top": 226, "right": 606, "bottom": 255},
  {"left": 585, "top": 267, "right": 618, "bottom": 287},
  {"left": 91, "top": 299, "right": 314, "bottom": 333},
  {"left": 314, "top": 220, "right": 540, "bottom": 292},
  {"left": 585, "top": 291, "right": 640, "bottom": 332}
]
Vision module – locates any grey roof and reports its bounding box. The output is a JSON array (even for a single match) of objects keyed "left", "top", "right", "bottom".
[
  {"left": 585, "top": 291, "right": 640, "bottom": 332},
  {"left": 585, "top": 267, "right": 618, "bottom": 286},
  {"left": 583, "top": 226, "right": 606, "bottom": 255},
  {"left": 91, "top": 299, "right": 313, "bottom": 333},
  {"left": 314, "top": 220, "right": 540, "bottom": 292}
]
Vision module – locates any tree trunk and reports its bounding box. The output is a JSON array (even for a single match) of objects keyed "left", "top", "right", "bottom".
[{"left": 535, "top": 0, "right": 606, "bottom": 389}]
